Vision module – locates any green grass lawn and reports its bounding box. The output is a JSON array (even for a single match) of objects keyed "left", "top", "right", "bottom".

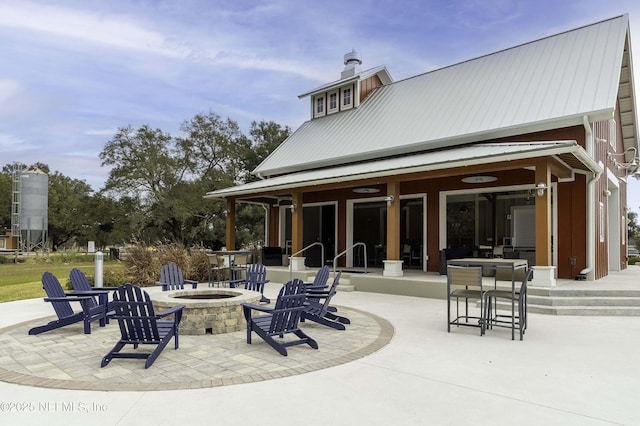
[{"left": 0, "top": 263, "right": 124, "bottom": 303}]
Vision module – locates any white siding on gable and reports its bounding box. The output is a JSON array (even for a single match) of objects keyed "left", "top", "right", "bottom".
[{"left": 256, "top": 15, "right": 630, "bottom": 178}]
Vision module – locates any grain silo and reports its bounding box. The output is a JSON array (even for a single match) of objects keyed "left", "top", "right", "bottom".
[{"left": 19, "top": 167, "right": 48, "bottom": 251}]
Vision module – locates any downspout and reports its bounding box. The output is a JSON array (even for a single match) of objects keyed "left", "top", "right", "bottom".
[
  {"left": 579, "top": 116, "right": 596, "bottom": 280},
  {"left": 261, "top": 204, "right": 269, "bottom": 247}
]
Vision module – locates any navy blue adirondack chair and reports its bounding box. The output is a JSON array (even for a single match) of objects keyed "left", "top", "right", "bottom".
[
  {"left": 242, "top": 279, "right": 318, "bottom": 356},
  {"left": 302, "top": 272, "right": 350, "bottom": 330},
  {"left": 101, "top": 283, "right": 185, "bottom": 369},
  {"left": 69, "top": 268, "right": 114, "bottom": 319},
  {"left": 304, "top": 265, "right": 330, "bottom": 291},
  {"left": 29, "top": 272, "right": 107, "bottom": 335},
  {"left": 231, "top": 263, "right": 270, "bottom": 303},
  {"left": 156, "top": 262, "right": 198, "bottom": 291}
]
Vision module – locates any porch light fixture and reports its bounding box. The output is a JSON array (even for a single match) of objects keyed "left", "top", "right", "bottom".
[
  {"left": 289, "top": 204, "right": 297, "bottom": 211},
  {"left": 352, "top": 187, "right": 380, "bottom": 194},
  {"left": 535, "top": 183, "right": 548, "bottom": 197},
  {"left": 608, "top": 147, "right": 639, "bottom": 170},
  {"left": 385, "top": 195, "right": 394, "bottom": 205},
  {"left": 222, "top": 209, "right": 229, "bottom": 216},
  {"left": 461, "top": 175, "right": 497, "bottom": 184}
]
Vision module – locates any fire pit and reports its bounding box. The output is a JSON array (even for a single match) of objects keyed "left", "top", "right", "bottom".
[{"left": 151, "top": 288, "right": 261, "bottom": 335}]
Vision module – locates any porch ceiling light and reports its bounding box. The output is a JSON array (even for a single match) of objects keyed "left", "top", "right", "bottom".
[
  {"left": 352, "top": 187, "right": 380, "bottom": 194},
  {"left": 535, "top": 182, "right": 548, "bottom": 197},
  {"left": 461, "top": 175, "right": 497, "bottom": 184}
]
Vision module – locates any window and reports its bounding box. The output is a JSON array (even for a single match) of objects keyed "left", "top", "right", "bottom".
[
  {"left": 315, "top": 96, "right": 325, "bottom": 117},
  {"left": 342, "top": 87, "right": 352, "bottom": 108},
  {"left": 328, "top": 92, "right": 337, "bottom": 112}
]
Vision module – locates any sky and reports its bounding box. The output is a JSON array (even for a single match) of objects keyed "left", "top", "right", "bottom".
[{"left": 1, "top": 0, "right": 640, "bottom": 212}]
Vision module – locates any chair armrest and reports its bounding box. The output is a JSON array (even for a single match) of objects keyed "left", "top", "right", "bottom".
[
  {"left": 241, "top": 302, "right": 273, "bottom": 313},
  {"left": 305, "top": 284, "right": 327, "bottom": 291},
  {"left": 185, "top": 279, "right": 198, "bottom": 289},
  {"left": 155, "top": 281, "right": 169, "bottom": 291},
  {"left": 68, "top": 290, "right": 111, "bottom": 296},
  {"left": 45, "top": 295, "right": 93, "bottom": 303},
  {"left": 156, "top": 304, "right": 185, "bottom": 318}
]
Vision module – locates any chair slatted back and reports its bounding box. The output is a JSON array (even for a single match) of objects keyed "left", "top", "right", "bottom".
[
  {"left": 311, "top": 265, "right": 330, "bottom": 288},
  {"left": 113, "top": 284, "right": 161, "bottom": 343},
  {"left": 306, "top": 272, "right": 342, "bottom": 316},
  {"left": 160, "top": 263, "right": 186, "bottom": 290},
  {"left": 245, "top": 263, "right": 267, "bottom": 292},
  {"left": 267, "top": 279, "right": 306, "bottom": 335},
  {"left": 42, "top": 272, "right": 74, "bottom": 320},
  {"left": 69, "top": 268, "right": 99, "bottom": 309},
  {"left": 233, "top": 254, "right": 248, "bottom": 267},
  {"left": 447, "top": 265, "right": 483, "bottom": 291}
]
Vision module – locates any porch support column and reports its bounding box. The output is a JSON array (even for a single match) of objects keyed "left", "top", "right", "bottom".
[
  {"left": 290, "top": 191, "right": 306, "bottom": 271},
  {"left": 534, "top": 159, "right": 556, "bottom": 286},
  {"left": 225, "top": 198, "right": 236, "bottom": 251},
  {"left": 384, "top": 182, "right": 403, "bottom": 277}
]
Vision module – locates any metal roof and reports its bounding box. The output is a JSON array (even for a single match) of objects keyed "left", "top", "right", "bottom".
[
  {"left": 255, "top": 14, "right": 635, "bottom": 178},
  {"left": 205, "top": 141, "right": 600, "bottom": 199}
]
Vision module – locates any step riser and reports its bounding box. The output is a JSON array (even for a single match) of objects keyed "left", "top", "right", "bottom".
[{"left": 528, "top": 296, "right": 640, "bottom": 307}]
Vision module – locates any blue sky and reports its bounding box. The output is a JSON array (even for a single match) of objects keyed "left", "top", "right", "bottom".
[{"left": 1, "top": 0, "right": 640, "bottom": 212}]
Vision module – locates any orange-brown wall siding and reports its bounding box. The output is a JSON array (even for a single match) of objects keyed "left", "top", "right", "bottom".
[{"left": 360, "top": 75, "right": 383, "bottom": 103}]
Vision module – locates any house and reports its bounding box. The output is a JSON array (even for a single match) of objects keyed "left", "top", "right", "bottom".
[{"left": 205, "top": 14, "right": 639, "bottom": 287}]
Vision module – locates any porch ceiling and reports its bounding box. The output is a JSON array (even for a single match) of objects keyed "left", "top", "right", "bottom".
[{"left": 204, "top": 141, "right": 601, "bottom": 200}]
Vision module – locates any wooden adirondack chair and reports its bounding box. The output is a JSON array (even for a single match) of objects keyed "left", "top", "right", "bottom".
[
  {"left": 302, "top": 272, "right": 351, "bottom": 330},
  {"left": 231, "top": 263, "right": 270, "bottom": 303},
  {"left": 101, "top": 283, "right": 185, "bottom": 369},
  {"left": 156, "top": 262, "right": 198, "bottom": 291},
  {"left": 28, "top": 272, "right": 107, "bottom": 335},
  {"left": 69, "top": 268, "right": 114, "bottom": 318},
  {"left": 242, "top": 279, "right": 318, "bottom": 356}
]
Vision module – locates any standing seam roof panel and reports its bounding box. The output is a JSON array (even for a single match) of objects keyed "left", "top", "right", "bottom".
[{"left": 254, "top": 15, "right": 629, "bottom": 177}]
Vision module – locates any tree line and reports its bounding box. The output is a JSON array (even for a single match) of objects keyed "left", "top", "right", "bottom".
[{"left": 0, "top": 112, "right": 290, "bottom": 251}]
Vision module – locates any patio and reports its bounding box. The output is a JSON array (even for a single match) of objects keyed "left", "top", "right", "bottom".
[{"left": 1, "top": 269, "right": 640, "bottom": 425}]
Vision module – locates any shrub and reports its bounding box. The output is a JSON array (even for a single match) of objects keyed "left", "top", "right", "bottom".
[
  {"left": 122, "top": 242, "right": 220, "bottom": 286},
  {"left": 188, "top": 247, "right": 212, "bottom": 282},
  {"left": 123, "top": 242, "right": 160, "bottom": 286}
]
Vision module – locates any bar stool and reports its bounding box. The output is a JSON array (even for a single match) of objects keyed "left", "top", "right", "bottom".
[
  {"left": 484, "top": 268, "right": 532, "bottom": 340},
  {"left": 447, "top": 265, "right": 485, "bottom": 335}
]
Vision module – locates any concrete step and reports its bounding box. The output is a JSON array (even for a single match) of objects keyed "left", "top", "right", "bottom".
[{"left": 528, "top": 295, "right": 640, "bottom": 307}]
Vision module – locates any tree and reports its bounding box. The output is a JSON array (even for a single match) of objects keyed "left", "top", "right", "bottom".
[
  {"left": 0, "top": 167, "right": 12, "bottom": 232},
  {"left": 99, "top": 114, "right": 250, "bottom": 246},
  {"left": 628, "top": 211, "right": 640, "bottom": 249},
  {"left": 241, "top": 120, "right": 291, "bottom": 183},
  {"left": 47, "top": 171, "right": 94, "bottom": 249}
]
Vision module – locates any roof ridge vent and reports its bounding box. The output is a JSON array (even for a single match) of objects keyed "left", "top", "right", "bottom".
[{"left": 341, "top": 49, "right": 362, "bottom": 79}]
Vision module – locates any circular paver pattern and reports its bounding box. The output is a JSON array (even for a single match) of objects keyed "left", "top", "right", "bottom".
[{"left": 0, "top": 306, "right": 393, "bottom": 391}]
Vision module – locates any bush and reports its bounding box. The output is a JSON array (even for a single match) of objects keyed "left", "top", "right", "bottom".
[{"left": 122, "top": 242, "right": 214, "bottom": 286}]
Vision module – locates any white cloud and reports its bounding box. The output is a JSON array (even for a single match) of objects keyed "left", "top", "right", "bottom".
[
  {"left": 0, "top": 1, "right": 189, "bottom": 58},
  {"left": 0, "top": 133, "right": 23, "bottom": 148}
]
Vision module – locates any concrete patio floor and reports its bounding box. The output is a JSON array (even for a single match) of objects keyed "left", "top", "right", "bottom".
[{"left": 1, "top": 268, "right": 640, "bottom": 425}]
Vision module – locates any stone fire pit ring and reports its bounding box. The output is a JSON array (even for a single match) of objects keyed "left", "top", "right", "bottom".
[{"left": 151, "top": 288, "right": 261, "bottom": 335}]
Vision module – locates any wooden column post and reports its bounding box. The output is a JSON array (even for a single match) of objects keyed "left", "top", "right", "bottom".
[
  {"left": 225, "top": 198, "right": 236, "bottom": 250},
  {"left": 291, "top": 192, "right": 303, "bottom": 255},
  {"left": 386, "top": 182, "right": 401, "bottom": 261},
  {"left": 535, "top": 160, "right": 552, "bottom": 266}
]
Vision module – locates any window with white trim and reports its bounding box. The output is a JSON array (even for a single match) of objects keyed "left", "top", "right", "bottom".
[
  {"left": 328, "top": 91, "right": 338, "bottom": 113},
  {"left": 342, "top": 87, "right": 352, "bottom": 109},
  {"left": 315, "top": 96, "right": 325, "bottom": 117}
]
